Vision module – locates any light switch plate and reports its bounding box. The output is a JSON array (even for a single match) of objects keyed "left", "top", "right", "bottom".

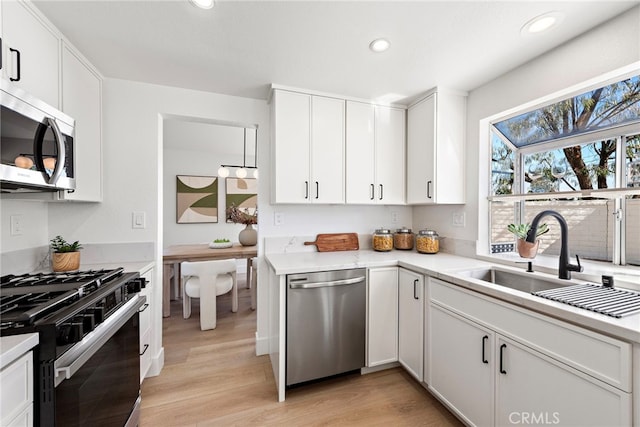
[
  {"left": 452, "top": 212, "right": 465, "bottom": 227},
  {"left": 10, "top": 215, "right": 22, "bottom": 236},
  {"left": 133, "top": 211, "right": 146, "bottom": 229},
  {"left": 274, "top": 212, "right": 284, "bottom": 226}
]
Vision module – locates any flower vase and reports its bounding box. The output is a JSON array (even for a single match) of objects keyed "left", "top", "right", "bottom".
[
  {"left": 517, "top": 238, "right": 539, "bottom": 259},
  {"left": 239, "top": 224, "right": 257, "bottom": 246}
]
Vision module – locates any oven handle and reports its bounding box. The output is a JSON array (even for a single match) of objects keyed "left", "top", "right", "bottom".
[{"left": 54, "top": 295, "right": 146, "bottom": 387}]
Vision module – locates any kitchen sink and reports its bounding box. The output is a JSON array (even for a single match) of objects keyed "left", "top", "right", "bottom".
[{"left": 456, "top": 267, "right": 571, "bottom": 294}]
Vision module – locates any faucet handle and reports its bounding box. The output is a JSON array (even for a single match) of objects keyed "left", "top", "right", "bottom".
[{"left": 568, "top": 254, "right": 584, "bottom": 273}]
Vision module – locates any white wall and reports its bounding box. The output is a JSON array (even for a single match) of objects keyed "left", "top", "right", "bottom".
[
  {"left": 413, "top": 6, "right": 640, "bottom": 248},
  {"left": 163, "top": 147, "right": 248, "bottom": 247},
  {"left": 0, "top": 200, "right": 48, "bottom": 252}
]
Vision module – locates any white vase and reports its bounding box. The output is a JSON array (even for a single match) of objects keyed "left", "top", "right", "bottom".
[{"left": 239, "top": 224, "right": 257, "bottom": 246}]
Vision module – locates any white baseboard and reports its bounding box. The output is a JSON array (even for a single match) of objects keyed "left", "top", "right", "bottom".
[
  {"left": 146, "top": 347, "right": 165, "bottom": 378},
  {"left": 360, "top": 361, "right": 400, "bottom": 375},
  {"left": 255, "top": 332, "right": 269, "bottom": 356}
]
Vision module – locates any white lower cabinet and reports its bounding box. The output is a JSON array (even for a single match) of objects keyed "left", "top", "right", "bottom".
[
  {"left": 1, "top": 351, "right": 34, "bottom": 427},
  {"left": 139, "top": 268, "right": 153, "bottom": 382},
  {"left": 427, "top": 277, "right": 632, "bottom": 427},
  {"left": 366, "top": 267, "right": 398, "bottom": 367},
  {"left": 397, "top": 268, "right": 423, "bottom": 381}
]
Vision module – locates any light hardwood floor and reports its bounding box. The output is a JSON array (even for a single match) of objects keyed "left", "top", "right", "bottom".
[{"left": 140, "top": 275, "right": 462, "bottom": 426}]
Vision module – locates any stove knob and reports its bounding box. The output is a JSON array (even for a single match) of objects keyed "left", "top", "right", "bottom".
[
  {"left": 80, "top": 314, "right": 95, "bottom": 334},
  {"left": 90, "top": 305, "right": 105, "bottom": 324}
]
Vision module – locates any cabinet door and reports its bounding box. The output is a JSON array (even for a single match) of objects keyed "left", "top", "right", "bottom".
[
  {"left": 139, "top": 268, "right": 154, "bottom": 382},
  {"left": 311, "top": 96, "right": 345, "bottom": 203},
  {"left": 2, "top": 1, "right": 59, "bottom": 107},
  {"left": 398, "top": 269, "right": 423, "bottom": 381},
  {"left": 272, "top": 90, "right": 311, "bottom": 203},
  {"left": 428, "top": 304, "right": 494, "bottom": 427},
  {"left": 407, "top": 94, "right": 436, "bottom": 204},
  {"left": 367, "top": 267, "right": 398, "bottom": 367},
  {"left": 374, "top": 106, "right": 405, "bottom": 204},
  {"left": 61, "top": 44, "right": 102, "bottom": 202},
  {"left": 495, "top": 337, "right": 631, "bottom": 427},
  {"left": 345, "top": 101, "right": 375, "bottom": 204}
]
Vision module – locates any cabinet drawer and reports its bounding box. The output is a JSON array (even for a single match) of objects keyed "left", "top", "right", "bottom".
[
  {"left": 429, "top": 278, "right": 632, "bottom": 391},
  {"left": 140, "top": 328, "right": 152, "bottom": 383},
  {"left": 0, "top": 352, "right": 33, "bottom": 425},
  {"left": 6, "top": 405, "right": 33, "bottom": 427}
]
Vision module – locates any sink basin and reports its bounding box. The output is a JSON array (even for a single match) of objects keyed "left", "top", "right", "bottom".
[{"left": 457, "top": 267, "right": 570, "bottom": 293}]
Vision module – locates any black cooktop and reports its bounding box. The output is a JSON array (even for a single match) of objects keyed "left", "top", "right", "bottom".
[{"left": 0, "top": 268, "right": 124, "bottom": 328}]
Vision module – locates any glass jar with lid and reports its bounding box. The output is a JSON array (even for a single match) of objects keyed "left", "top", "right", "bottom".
[
  {"left": 372, "top": 228, "right": 393, "bottom": 252},
  {"left": 393, "top": 227, "right": 414, "bottom": 250},
  {"left": 416, "top": 229, "right": 439, "bottom": 254}
]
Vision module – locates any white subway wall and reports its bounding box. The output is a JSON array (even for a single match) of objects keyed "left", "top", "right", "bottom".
[{"left": 412, "top": 6, "right": 640, "bottom": 247}]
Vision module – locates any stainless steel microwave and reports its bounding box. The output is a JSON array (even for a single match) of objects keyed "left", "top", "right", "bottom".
[{"left": 1, "top": 80, "right": 75, "bottom": 193}]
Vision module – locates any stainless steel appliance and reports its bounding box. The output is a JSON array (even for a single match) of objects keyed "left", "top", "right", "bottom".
[
  {"left": 286, "top": 269, "right": 366, "bottom": 386},
  {"left": 0, "top": 268, "right": 146, "bottom": 426},
  {"left": 0, "top": 80, "right": 75, "bottom": 193}
]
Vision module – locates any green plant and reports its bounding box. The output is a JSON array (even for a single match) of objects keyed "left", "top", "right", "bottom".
[
  {"left": 507, "top": 223, "right": 549, "bottom": 240},
  {"left": 50, "top": 235, "right": 83, "bottom": 253},
  {"left": 213, "top": 238, "right": 230, "bottom": 243}
]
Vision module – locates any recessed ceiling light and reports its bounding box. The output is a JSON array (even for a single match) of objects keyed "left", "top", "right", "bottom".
[
  {"left": 521, "top": 11, "right": 564, "bottom": 35},
  {"left": 189, "top": 0, "right": 214, "bottom": 10},
  {"left": 369, "top": 38, "right": 390, "bottom": 53}
]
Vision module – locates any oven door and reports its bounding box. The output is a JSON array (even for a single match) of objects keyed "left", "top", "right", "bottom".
[{"left": 53, "top": 295, "right": 144, "bottom": 427}]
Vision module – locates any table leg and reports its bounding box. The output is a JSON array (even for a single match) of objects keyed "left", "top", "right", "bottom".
[
  {"left": 163, "top": 263, "right": 171, "bottom": 317},
  {"left": 246, "top": 257, "right": 252, "bottom": 289}
]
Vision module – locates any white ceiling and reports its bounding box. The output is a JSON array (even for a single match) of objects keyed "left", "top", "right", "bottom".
[{"left": 34, "top": 1, "right": 638, "bottom": 103}]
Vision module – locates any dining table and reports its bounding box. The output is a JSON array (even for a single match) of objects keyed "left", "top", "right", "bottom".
[{"left": 162, "top": 243, "right": 258, "bottom": 317}]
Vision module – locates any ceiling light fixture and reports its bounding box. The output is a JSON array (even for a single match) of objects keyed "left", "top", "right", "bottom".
[
  {"left": 521, "top": 11, "right": 564, "bottom": 35},
  {"left": 369, "top": 38, "right": 390, "bottom": 53},
  {"left": 218, "top": 128, "right": 259, "bottom": 179},
  {"left": 189, "top": 0, "right": 214, "bottom": 10}
]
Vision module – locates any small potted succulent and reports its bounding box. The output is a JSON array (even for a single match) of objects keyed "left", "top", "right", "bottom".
[
  {"left": 507, "top": 223, "right": 549, "bottom": 258},
  {"left": 50, "top": 235, "right": 83, "bottom": 272}
]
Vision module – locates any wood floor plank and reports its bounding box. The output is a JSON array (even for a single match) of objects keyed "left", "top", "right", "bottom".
[{"left": 140, "top": 281, "right": 462, "bottom": 426}]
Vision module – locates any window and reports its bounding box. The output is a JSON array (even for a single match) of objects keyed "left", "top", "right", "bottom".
[{"left": 488, "top": 74, "right": 640, "bottom": 266}]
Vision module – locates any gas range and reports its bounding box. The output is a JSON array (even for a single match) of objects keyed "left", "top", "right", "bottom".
[{"left": 0, "top": 267, "right": 146, "bottom": 426}]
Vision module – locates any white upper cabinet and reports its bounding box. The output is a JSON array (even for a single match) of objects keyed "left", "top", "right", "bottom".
[
  {"left": 346, "top": 101, "right": 405, "bottom": 204},
  {"left": 1, "top": 0, "right": 60, "bottom": 108},
  {"left": 61, "top": 44, "right": 102, "bottom": 202},
  {"left": 271, "top": 89, "right": 345, "bottom": 204},
  {"left": 407, "top": 89, "right": 466, "bottom": 204}
]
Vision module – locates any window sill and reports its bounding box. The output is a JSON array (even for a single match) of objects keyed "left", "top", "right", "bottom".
[{"left": 476, "top": 252, "right": 640, "bottom": 292}]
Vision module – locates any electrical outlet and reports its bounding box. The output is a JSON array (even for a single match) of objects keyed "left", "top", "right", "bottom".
[
  {"left": 452, "top": 212, "right": 465, "bottom": 227},
  {"left": 391, "top": 211, "right": 399, "bottom": 224},
  {"left": 274, "top": 212, "right": 284, "bottom": 226},
  {"left": 132, "top": 211, "right": 146, "bottom": 229},
  {"left": 10, "top": 215, "right": 23, "bottom": 236}
]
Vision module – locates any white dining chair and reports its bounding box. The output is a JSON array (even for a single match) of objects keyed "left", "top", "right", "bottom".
[{"left": 181, "top": 260, "right": 237, "bottom": 330}]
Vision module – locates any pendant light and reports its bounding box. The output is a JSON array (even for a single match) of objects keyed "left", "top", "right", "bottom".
[{"left": 218, "top": 127, "right": 258, "bottom": 178}]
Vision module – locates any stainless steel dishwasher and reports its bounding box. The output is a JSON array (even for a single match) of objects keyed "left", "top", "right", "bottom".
[{"left": 286, "top": 268, "right": 366, "bottom": 386}]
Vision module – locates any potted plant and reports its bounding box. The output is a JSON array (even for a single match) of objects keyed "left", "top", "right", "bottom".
[
  {"left": 50, "top": 235, "right": 83, "bottom": 272},
  {"left": 507, "top": 223, "right": 549, "bottom": 258},
  {"left": 226, "top": 204, "right": 258, "bottom": 246}
]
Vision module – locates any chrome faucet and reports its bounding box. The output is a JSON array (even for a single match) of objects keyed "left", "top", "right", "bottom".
[{"left": 525, "top": 210, "right": 583, "bottom": 280}]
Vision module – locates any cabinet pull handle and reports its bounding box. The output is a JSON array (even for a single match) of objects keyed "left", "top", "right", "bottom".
[
  {"left": 315, "top": 181, "right": 319, "bottom": 199},
  {"left": 413, "top": 279, "right": 419, "bottom": 300},
  {"left": 370, "top": 184, "right": 374, "bottom": 200},
  {"left": 138, "top": 303, "right": 149, "bottom": 313},
  {"left": 499, "top": 343, "right": 507, "bottom": 374},
  {"left": 140, "top": 344, "right": 149, "bottom": 356},
  {"left": 482, "top": 335, "right": 489, "bottom": 364},
  {"left": 427, "top": 180, "right": 432, "bottom": 199},
  {"left": 379, "top": 184, "right": 383, "bottom": 200},
  {"left": 304, "top": 181, "right": 309, "bottom": 199},
  {"left": 9, "top": 48, "right": 20, "bottom": 82}
]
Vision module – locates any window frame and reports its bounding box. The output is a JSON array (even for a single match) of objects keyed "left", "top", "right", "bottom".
[{"left": 482, "top": 64, "right": 640, "bottom": 267}]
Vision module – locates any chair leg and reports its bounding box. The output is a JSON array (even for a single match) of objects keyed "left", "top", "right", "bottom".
[
  {"left": 231, "top": 271, "right": 238, "bottom": 313},
  {"left": 182, "top": 281, "right": 191, "bottom": 319},
  {"left": 246, "top": 258, "right": 251, "bottom": 289},
  {"left": 199, "top": 293, "right": 217, "bottom": 331}
]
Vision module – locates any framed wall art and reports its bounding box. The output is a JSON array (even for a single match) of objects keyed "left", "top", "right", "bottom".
[
  {"left": 176, "top": 175, "right": 218, "bottom": 223},
  {"left": 225, "top": 177, "right": 257, "bottom": 222}
]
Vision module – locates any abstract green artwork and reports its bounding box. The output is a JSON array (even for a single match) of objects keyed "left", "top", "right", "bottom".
[
  {"left": 176, "top": 175, "right": 218, "bottom": 223},
  {"left": 225, "top": 178, "right": 257, "bottom": 223}
]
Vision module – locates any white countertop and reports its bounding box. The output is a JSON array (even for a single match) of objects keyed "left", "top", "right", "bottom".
[
  {"left": 0, "top": 333, "right": 38, "bottom": 370},
  {"left": 266, "top": 250, "right": 640, "bottom": 343},
  {"left": 79, "top": 261, "right": 155, "bottom": 275}
]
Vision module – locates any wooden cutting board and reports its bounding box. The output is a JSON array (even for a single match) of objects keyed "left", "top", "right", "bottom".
[{"left": 304, "top": 233, "right": 359, "bottom": 252}]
